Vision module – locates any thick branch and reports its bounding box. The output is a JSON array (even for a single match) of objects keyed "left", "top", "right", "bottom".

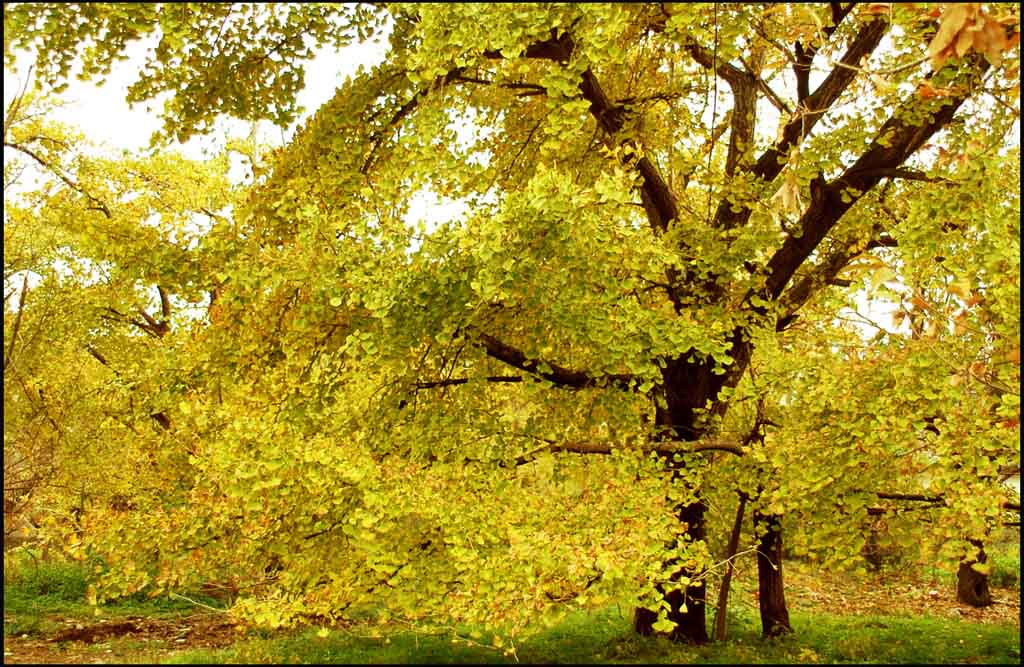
[
  {"left": 870, "top": 492, "right": 1018, "bottom": 511},
  {"left": 577, "top": 69, "right": 680, "bottom": 234},
  {"left": 135, "top": 307, "right": 169, "bottom": 338},
  {"left": 793, "top": 3, "right": 858, "bottom": 103},
  {"left": 757, "top": 17, "right": 889, "bottom": 183},
  {"left": 483, "top": 31, "right": 680, "bottom": 238},
  {"left": 482, "top": 30, "right": 574, "bottom": 63},
  {"left": 475, "top": 331, "right": 637, "bottom": 390},
  {"left": 778, "top": 222, "right": 888, "bottom": 321},
  {"left": 157, "top": 285, "right": 172, "bottom": 320},
  {"left": 452, "top": 74, "right": 546, "bottom": 96},
  {"left": 763, "top": 55, "right": 989, "bottom": 300},
  {"left": 711, "top": 17, "right": 888, "bottom": 231},
  {"left": 684, "top": 40, "right": 758, "bottom": 177},
  {"left": 514, "top": 438, "right": 746, "bottom": 465}
]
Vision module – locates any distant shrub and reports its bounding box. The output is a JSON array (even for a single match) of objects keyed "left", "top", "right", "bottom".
[{"left": 988, "top": 547, "right": 1020, "bottom": 589}]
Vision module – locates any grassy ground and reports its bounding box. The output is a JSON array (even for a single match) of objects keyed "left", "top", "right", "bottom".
[
  {"left": 163, "top": 606, "right": 1020, "bottom": 665},
  {"left": 4, "top": 542, "right": 1020, "bottom": 664}
]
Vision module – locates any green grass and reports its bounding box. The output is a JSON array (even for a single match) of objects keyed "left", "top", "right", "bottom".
[
  {"left": 3, "top": 547, "right": 223, "bottom": 638},
  {"left": 166, "top": 606, "right": 1021, "bottom": 664}
]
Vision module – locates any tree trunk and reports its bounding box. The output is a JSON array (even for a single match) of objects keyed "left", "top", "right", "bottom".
[
  {"left": 713, "top": 492, "right": 747, "bottom": 641},
  {"left": 633, "top": 496, "right": 710, "bottom": 644},
  {"left": 754, "top": 510, "right": 792, "bottom": 637},
  {"left": 632, "top": 357, "right": 723, "bottom": 644},
  {"left": 862, "top": 517, "right": 883, "bottom": 572},
  {"left": 956, "top": 539, "right": 993, "bottom": 607},
  {"left": 633, "top": 340, "right": 754, "bottom": 643}
]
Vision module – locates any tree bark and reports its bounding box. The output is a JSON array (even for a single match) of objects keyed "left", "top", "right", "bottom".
[
  {"left": 956, "top": 539, "right": 993, "bottom": 607},
  {"left": 754, "top": 510, "right": 792, "bottom": 637}
]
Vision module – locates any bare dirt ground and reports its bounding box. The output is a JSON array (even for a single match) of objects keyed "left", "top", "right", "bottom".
[{"left": 3, "top": 611, "right": 240, "bottom": 664}]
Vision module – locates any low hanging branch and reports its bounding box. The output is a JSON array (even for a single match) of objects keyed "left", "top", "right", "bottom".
[
  {"left": 511, "top": 437, "right": 746, "bottom": 466},
  {"left": 414, "top": 375, "right": 523, "bottom": 389},
  {"left": 763, "top": 53, "right": 991, "bottom": 302}
]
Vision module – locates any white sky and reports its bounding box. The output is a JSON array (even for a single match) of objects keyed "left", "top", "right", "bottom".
[{"left": 3, "top": 37, "right": 388, "bottom": 162}]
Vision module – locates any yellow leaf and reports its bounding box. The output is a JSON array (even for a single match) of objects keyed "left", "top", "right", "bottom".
[{"left": 970, "top": 561, "right": 991, "bottom": 575}]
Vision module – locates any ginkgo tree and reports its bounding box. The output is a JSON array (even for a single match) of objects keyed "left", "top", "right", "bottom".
[{"left": 3, "top": 1, "right": 1020, "bottom": 645}]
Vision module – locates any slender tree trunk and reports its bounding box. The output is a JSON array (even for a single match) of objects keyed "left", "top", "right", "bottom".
[
  {"left": 956, "top": 539, "right": 993, "bottom": 607},
  {"left": 862, "top": 517, "right": 883, "bottom": 572},
  {"left": 754, "top": 510, "right": 792, "bottom": 637},
  {"left": 713, "top": 492, "right": 747, "bottom": 641}
]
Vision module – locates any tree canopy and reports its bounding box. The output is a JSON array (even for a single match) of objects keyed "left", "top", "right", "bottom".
[{"left": 3, "top": 1, "right": 1020, "bottom": 646}]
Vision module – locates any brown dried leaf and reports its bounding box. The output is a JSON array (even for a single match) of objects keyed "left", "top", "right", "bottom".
[
  {"left": 928, "top": 4, "right": 973, "bottom": 66},
  {"left": 975, "top": 17, "right": 1009, "bottom": 65}
]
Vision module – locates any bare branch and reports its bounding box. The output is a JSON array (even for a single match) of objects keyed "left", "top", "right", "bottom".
[
  {"left": 157, "top": 285, "right": 172, "bottom": 320},
  {"left": 2, "top": 65, "right": 34, "bottom": 145},
  {"left": 3, "top": 140, "right": 113, "bottom": 218},
  {"left": 414, "top": 375, "right": 523, "bottom": 389},
  {"left": 474, "top": 330, "right": 637, "bottom": 391},
  {"left": 870, "top": 491, "right": 1019, "bottom": 512},
  {"left": 3, "top": 274, "right": 30, "bottom": 372},
  {"left": 86, "top": 345, "right": 109, "bottom": 366},
  {"left": 512, "top": 437, "right": 747, "bottom": 465},
  {"left": 452, "top": 74, "right": 547, "bottom": 96}
]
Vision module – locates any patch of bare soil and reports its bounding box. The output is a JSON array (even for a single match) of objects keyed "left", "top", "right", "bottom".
[{"left": 3, "top": 612, "right": 239, "bottom": 665}]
